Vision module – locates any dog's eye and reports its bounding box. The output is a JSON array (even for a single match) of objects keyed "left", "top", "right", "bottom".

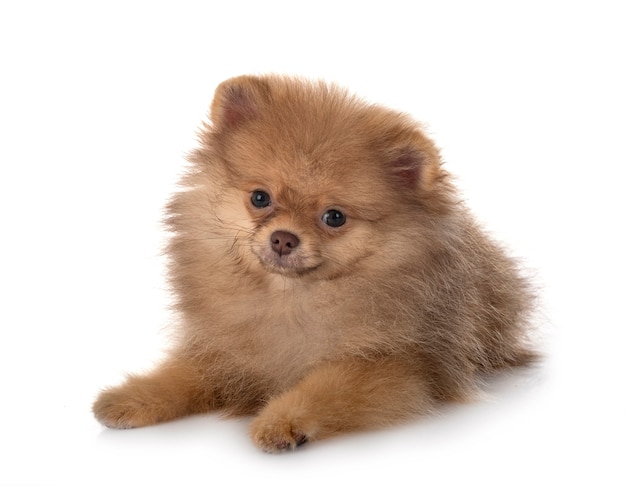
[
  {"left": 251, "top": 190, "right": 271, "bottom": 208},
  {"left": 322, "top": 209, "right": 346, "bottom": 228}
]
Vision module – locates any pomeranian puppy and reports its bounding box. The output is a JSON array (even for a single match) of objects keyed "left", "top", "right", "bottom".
[{"left": 93, "top": 75, "right": 535, "bottom": 452}]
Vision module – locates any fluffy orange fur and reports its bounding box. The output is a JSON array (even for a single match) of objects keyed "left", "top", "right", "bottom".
[{"left": 93, "top": 75, "right": 536, "bottom": 452}]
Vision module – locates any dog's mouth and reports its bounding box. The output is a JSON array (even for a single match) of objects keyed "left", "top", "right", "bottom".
[
  {"left": 249, "top": 229, "right": 325, "bottom": 277},
  {"left": 257, "top": 252, "right": 321, "bottom": 276},
  {"left": 252, "top": 246, "right": 321, "bottom": 277}
]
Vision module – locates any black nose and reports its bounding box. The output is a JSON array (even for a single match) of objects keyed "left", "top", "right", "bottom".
[{"left": 270, "top": 230, "right": 300, "bottom": 256}]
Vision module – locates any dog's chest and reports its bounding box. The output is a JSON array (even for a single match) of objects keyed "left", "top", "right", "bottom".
[{"left": 222, "top": 284, "right": 340, "bottom": 376}]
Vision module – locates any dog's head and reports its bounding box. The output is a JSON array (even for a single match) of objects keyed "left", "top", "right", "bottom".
[{"left": 189, "top": 75, "right": 453, "bottom": 280}]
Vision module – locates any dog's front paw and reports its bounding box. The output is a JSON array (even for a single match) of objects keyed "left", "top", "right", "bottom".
[
  {"left": 92, "top": 385, "right": 161, "bottom": 429},
  {"left": 250, "top": 414, "right": 309, "bottom": 452},
  {"left": 250, "top": 398, "right": 315, "bottom": 453}
]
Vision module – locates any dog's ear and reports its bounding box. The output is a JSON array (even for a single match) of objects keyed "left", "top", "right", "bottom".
[
  {"left": 390, "top": 150, "right": 428, "bottom": 189},
  {"left": 390, "top": 149, "right": 441, "bottom": 194},
  {"left": 386, "top": 137, "right": 452, "bottom": 213},
  {"left": 385, "top": 127, "right": 443, "bottom": 194},
  {"left": 210, "top": 75, "right": 271, "bottom": 129}
]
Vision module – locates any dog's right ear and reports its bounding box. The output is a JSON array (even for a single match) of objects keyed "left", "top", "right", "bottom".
[{"left": 210, "top": 75, "right": 271, "bottom": 130}]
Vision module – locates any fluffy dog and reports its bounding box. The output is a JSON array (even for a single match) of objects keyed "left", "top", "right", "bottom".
[{"left": 93, "top": 75, "right": 536, "bottom": 452}]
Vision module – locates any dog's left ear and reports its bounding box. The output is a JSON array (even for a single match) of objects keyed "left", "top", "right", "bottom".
[
  {"left": 210, "top": 75, "right": 271, "bottom": 130},
  {"left": 386, "top": 130, "right": 442, "bottom": 195},
  {"left": 390, "top": 150, "right": 428, "bottom": 190}
]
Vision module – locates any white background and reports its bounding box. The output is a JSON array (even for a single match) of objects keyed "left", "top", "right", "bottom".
[{"left": 1, "top": 1, "right": 624, "bottom": 485}]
